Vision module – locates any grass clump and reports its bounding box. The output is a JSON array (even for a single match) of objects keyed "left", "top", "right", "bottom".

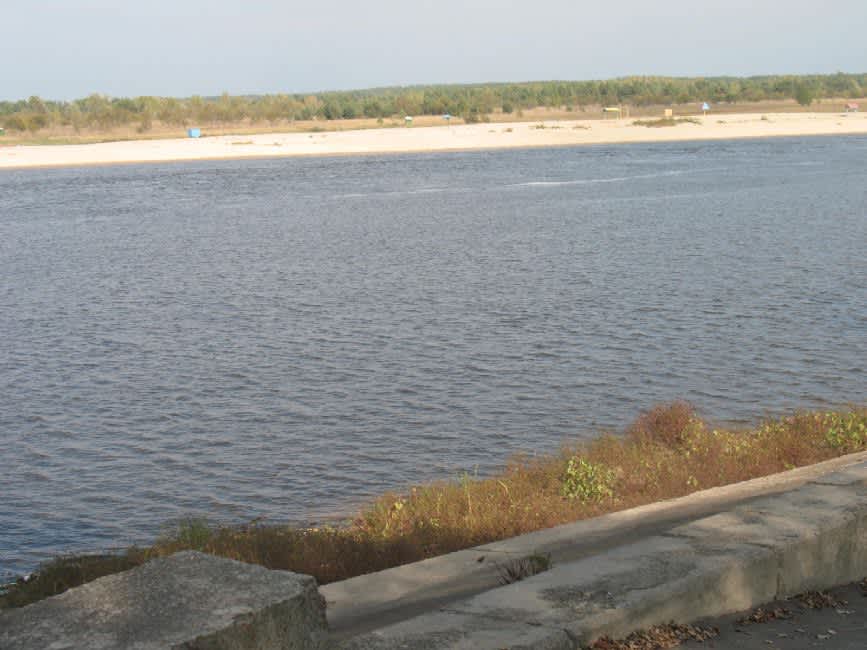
[
  {"left": 496, "top": 553, "right": 551, "bottom": 585},
  {"left": 633, "top": 117, "right": 701, "bottom": 127},
  {"left": 2, "top": 403, "right": 865, "bottom": 610}
]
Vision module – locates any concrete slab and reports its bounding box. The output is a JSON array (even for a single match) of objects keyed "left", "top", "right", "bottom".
[
  {"left": 667, "top": 483, "right": 867, "bottom": 595},
  {"left": 809, "top": 461, "right": 867, "bottom": 486},
  {"left": 321, "top": 547, "right": 520, "bottom": 636},
  {"left": 445, "top": 535, "right": 778, "bottom": 644},
  {"left": 337, "top": 611, "right": 573, "bottom": 650},
  {"left": 333, "top": 535, "right": 779, "bottom": 648},
  {"left": 0, "top": 551, "right": 327, "bottom": 650}
]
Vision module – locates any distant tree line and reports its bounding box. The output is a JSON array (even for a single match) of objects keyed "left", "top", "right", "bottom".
[{"left": 1, "top": 73, "right": 864, "bottom": 133}]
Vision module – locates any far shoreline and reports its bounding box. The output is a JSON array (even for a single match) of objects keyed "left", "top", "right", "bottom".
[{"left": 1, "top": 111, "right": 866, "bottom": 170}]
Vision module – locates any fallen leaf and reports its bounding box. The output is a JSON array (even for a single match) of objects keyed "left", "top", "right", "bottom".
[
  {"left": 797, "top": 591, "right": 845, "bottom": 609},
  {"left": 589, "top": 622, "right": 719, "bottom": 649}
]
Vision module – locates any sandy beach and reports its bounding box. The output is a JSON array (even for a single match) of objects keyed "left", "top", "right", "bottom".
[{"left": 1, "top": 111, "right": 866, "bottom": 169}]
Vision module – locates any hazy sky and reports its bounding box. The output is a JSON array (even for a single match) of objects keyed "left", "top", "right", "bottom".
[{"left": 2, "top": 1, "right": 865, "bottom": 101}]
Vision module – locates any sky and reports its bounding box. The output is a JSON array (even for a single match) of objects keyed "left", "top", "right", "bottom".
[{"left": 2, "top": 0, "right": 865, "bottom": 101}]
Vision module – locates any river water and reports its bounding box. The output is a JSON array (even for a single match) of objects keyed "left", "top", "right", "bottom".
[{"left": 1, "top": 135, "right": 865, "bottom": 578}]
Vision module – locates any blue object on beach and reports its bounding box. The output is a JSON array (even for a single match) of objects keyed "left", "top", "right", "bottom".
[{"left": 187, "top": 128, "right": 201, "bottom": 138}]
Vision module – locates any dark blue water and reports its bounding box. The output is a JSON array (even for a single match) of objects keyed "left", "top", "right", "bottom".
[{"left": 1, "top": 136, "right": 866, "bottom": 578}]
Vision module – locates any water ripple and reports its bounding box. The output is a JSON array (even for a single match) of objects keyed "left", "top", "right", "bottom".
[{"left": 1, "top": 136, "right": 866, "bottom": 577}]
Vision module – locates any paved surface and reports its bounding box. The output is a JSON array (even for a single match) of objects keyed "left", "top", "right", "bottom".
[{"left": 682, "top": 580, "right": 867, "bottom": 650}]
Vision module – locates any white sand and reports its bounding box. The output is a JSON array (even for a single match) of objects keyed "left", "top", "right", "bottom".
[{"left": 1, "top": 112, "right": 866, "bottom": 169}]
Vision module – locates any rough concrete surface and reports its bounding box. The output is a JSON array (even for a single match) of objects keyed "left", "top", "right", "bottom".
[
  {"left": 0, "top": 551, "right": 327, "bottom": 650},
  {"left": 334, "top": 458, "right": 867, "bottom": 649},
  {"left": 339, "top": 611, "right": 574, "bottom": 650}
]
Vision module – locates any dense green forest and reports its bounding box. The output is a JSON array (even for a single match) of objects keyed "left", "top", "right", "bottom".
[{"left": 1, "top": 73, "right": 864, "bottom": 133}]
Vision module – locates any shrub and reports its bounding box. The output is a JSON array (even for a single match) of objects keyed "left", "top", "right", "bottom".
[
  {"left": 824, "top": 412, "right": 867, "bottom": 452},
  {"left": 626, "top": 401, "right": 697, "bottom": 447},
  {"left": 795, "top": 83, "right": 816, "bottom": 107}
]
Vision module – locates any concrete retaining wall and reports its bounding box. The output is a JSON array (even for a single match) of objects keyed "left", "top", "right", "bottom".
[{"left": 338, "top": 459, "right": 867, "bottom": 649}]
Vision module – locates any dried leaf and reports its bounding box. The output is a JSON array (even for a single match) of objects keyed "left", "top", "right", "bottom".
[
  {"left": 739, "top": 606, "right": 791, "bottom": 624},
  {"left": 589, "top": 622, "right": 719, "bottom": 650},
  {"left": 797, "top": 591, "right": 845, "bottom": 609}
]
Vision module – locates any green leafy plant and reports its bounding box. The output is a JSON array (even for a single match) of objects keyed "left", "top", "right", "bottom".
[
  {"left": 824, "top": 412, "right": 867, "bottom": 452},
  {"left": 562, "top": 457, "right": 616, "bottom": 503}
]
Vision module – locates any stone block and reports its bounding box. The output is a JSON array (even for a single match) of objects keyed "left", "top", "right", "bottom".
[{"left": 0, "top": 551, "right": 327, "bottom": 650}]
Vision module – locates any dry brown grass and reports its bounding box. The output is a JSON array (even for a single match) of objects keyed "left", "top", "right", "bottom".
[
  {"left": 632, "top": 117, "right": 702, "bottom": 128},
  {"left": 2, "top": 404, "right": 865, "bottom": 609}
]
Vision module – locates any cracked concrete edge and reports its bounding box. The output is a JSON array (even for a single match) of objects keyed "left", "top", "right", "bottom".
[
  {"left": 332, "top": 459, "right": 867, "bottom": 649},
  {"left": 322, "top": 451, "right": 867, "bottom": 629}
]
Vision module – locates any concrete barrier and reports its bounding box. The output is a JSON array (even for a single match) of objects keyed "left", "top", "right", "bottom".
[
  {"left": 0, "top": 551, "right": 328, "bottom": 650},
  {"left": 337, "top": 459, "right": 867, "bottom": 649}
]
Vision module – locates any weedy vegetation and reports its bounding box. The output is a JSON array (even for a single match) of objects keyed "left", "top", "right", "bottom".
[{"left": 2, "top": 403, "right": 865, "bottom": 609}]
